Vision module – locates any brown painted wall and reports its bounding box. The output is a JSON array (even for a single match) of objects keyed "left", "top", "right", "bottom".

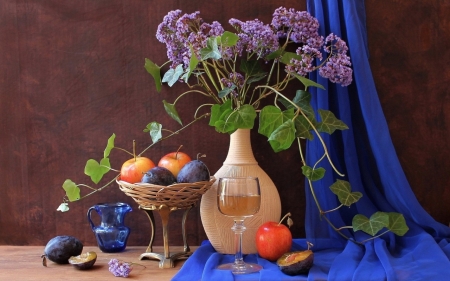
[{"left": 0, "top": 0, "right": 448, "bottom": 247}]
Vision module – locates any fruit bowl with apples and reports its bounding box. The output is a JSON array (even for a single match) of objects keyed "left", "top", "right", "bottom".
[
  {"left": 117, "top": 177, "right": 215, "bottom": 209},
  {"left": 117, "top": 147, "right": 216, "bottom": 210}
]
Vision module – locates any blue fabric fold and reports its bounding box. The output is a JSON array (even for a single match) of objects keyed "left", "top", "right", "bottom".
[{"left": 172, "top": 0, "right": 450, "bottom": 280}]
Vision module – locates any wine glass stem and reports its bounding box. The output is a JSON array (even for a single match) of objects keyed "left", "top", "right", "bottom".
[{"left": 232, "top": 219, "right": 246, "bottom": 267}]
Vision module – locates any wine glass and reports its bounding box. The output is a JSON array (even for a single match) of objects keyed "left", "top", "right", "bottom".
[{"left": 216, "top": 176, "right": 262, "bottom": 274}]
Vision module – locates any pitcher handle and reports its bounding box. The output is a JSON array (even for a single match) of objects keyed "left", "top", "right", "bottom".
[{"left": 87, "top": 206, "right": 97, "bottom": 230}]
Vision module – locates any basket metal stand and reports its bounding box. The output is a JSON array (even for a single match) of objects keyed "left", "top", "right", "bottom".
[
  {"left": 116, "top": 177, "right": 216, "bottom": 269},
  {"left": 138, "top": 204, "right": 193, "bottom": 268}
]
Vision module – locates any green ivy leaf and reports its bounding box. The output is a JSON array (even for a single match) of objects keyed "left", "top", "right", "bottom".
[
  {"left": 267, "top": 119, "right": 296, "bottom": 152},
  {"left": 317, "top": 109, "right": 349, "bottom": 134},
  {"left": 163, "top": 100, "right": 182, "bottom": 125},
  {"left": 218, "top": 84, "right": 236, "bottom": 98},
  {"left": 210, "top": 101, "right": 256, "bottom": 133},
  {"left": 209, "top": 99, "right": 232, "bottom": 127},
  {"left": 292, "top": 73, "right": 326, "bottom": 90},
  {"left": 258, "top": 106, "right": 294, "bottom": 138},
  {"left": 225, "top": 104, "right": 257, "bottom": 130},
  {"left": 293, "top": 115, "right": 314, "bottom": 140},
  {"left": 240, "top": 59, "right": 263, "bottom": 77},
  {"left": 62, "top": 179, "right": 80, "bottom": 202},
  {"left": 329, "top": 179, "right": 362, "bottom": 206},
  {"left": 220, "top": 31, "right": 238, "bottom": 47},
  {"left": 103, "top": 134, "right": 115, "bottom": 158},
  {"left": 162, "top": 64, "right": 184, "bottom": 87},
  {"left": 265, "top": 49, "right": 283, "bottom": 61},
  {"left": 301, "top": 165, "right": 326, "bottom": 181},
  {"left": 213, "top": 120, "right": 236, "bottom": 134},
  {"left": 84, "top": 158, "right": 111, "bottom": 184},
  {"left": 246, "top": 72, "right": 267, "bottom": 84},
  {"left": 201, "top": 37, "right": 221, "bottom": 60},
  {"left": 144, "top": 122, "right": 162, "bottom": 143},
  {"left": 57, "top": 203, "right": 70, "bottom": 212},
  {"left": 280, "top": 51, "right": 302, "bottom": 65},
  {"left": 387, "top": 212, "right": 409, "bottom": 236},
  {"left": 144, "top": 58, "right": 162, "bottom": 92},
  {"left": 352, "top": 212, "right": 389, "bottom": 236}
]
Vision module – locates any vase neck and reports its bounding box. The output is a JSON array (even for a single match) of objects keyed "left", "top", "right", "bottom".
[{"left": 223, "top": 129, "right": 257, "bottom": 165}]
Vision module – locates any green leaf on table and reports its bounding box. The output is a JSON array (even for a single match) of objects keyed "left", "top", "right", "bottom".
[
  {"left": 302, "top": 166, "right": 325, "bottom": 181},
  {"left": 330, "top": 179, "right": 362, "bottom": 206},
  {"left": 292, "top": 74, "right": 326, "bottom": 90},
  {"left": 220, "top": 31, "right": 238, "bottom": 47},
  {"left": 267, "top": 119, "right": 296, "bottom": 152},
  {"left": 57, "top": 203, "right": 69, "bottom": 212},
  {"left": 258, "top": 106, "right": 294, "bottom": 138},
  {"left": 162, "top": 64, "right": 184, "bottom": 87},
  {"left": 163, "top": 100, "right": 182, "bottom": 125},
  {"left": 317, "top": 110, "right": 348, "bottom": 134},
  {"left": 387, "top": 212, "right": 409, "bottom": 236},
  {"left": 62, "top": 179, "right": 80, "bottom": 202},
  {"left": 103, "top": 134, "right": 115, "bottom": 158},
  {"left": 84, "top": 158, "right": 111, "bottom": 184},
  {"left": 352, "top": 212, "right": 389, "bottom": 236},
  {"left": 144, "top": 121, "right": 162, "bottom": 143},
  {"left": 144, "top": 58, "right": 162, "bottom": 92},
  {"left": 201, "top": 37, "right": 221, "bottom": 60}
]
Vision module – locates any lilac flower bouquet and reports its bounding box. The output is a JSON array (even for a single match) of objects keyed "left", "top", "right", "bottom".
[
  {"left": 144, "top": 7, "right": 408, "bottom": 242},
  {"left": 145, "top": 7, "right": 352, "bottom": 153}
]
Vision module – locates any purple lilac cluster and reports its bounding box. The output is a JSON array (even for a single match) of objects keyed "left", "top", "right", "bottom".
[
  {"left": 271, "top": 7, "right": 352, "bottom": 86},
  {"left": 108, "top": 259, "right": 132, "bottom": 278},
  {"left": 155, "top": 7, "right": 352, "bottom": 87},
  {"left": 271, "top": 7, "right": 323, "bottom": 48},
  {"left": 319, "top": 34, "right": 353, "bottom": 86},
  {"left": 156, "top": 10, "right": 224, "bottom": 68},
  {"left": 229, "top": 18, "right": 279, "bottom": 59}
]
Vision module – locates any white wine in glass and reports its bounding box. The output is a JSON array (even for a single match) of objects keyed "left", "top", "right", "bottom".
[{"left": 217, "top": 177, "right": 262, "bottom": 274}]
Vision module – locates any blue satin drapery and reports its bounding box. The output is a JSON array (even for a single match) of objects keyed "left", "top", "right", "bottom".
[{"left": 172, "top": 1, "right": 450, "bottom": 280}]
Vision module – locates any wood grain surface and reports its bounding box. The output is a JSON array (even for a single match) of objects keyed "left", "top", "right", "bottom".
[{"left": 0, "top": 246, "right": 194, "bottom": 281}]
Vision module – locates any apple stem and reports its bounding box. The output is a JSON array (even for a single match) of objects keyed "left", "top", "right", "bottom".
[
  {"left": 278, "top": 212, "right": 292, "bottom": 227},
  {"left": 176, "top": 145, "right": 183, "bottom": 159},
  {"left": 133, "top": 140, "right": 136, "bottom": 162}
]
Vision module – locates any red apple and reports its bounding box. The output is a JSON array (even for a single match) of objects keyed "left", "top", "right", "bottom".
[
  {"left": 120, "top": 156, "right": 155, "bottom": 183},
  {"left": 256, "top": 213, "right": 293, "bottom": 261},
  {"left": 158, "top": 146, "right": 191, "bottom": 177}
]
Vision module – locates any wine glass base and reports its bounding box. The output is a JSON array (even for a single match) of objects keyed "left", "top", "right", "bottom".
[{"left": 217, "top": 262, "right": 262, "bottom": 274}]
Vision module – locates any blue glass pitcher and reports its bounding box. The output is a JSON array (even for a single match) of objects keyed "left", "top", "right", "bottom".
[{"left": 87, "top": 202, "right": 132, "bottom": 253}]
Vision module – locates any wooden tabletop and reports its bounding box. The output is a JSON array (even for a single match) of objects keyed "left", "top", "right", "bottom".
[{"left": 0, "top": 246, "right": 195, "bottom": 281}]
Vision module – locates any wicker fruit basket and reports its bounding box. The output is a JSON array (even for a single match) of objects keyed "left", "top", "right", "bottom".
[{"left": 117, "top": 177, "right": 216, "bottom": 209}]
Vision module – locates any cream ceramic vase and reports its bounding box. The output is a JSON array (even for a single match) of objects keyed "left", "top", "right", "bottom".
[{"left": 200, "top": 129, "right": 282, "bottom": 254}]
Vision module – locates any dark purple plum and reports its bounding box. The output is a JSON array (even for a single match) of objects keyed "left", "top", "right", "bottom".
[
  {"left": 177, "top": 160, "right": 210, "bottom": 183},
  {"left": 141, "top": 166, "right": 177, "bottom": 186},
  {"left": 42, "top": 235, "right": 83, "bottom": 265}
]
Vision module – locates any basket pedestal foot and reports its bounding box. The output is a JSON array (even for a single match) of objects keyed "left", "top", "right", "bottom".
[{"left": 138, "top": 205, "right": 193, "bottom": 268}]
